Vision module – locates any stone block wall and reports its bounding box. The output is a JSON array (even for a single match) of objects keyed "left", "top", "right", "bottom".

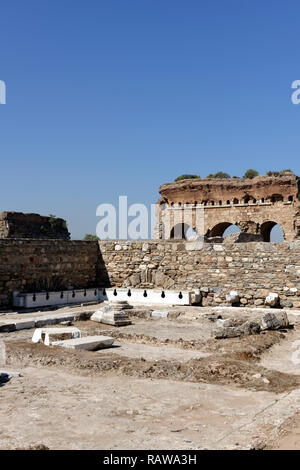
[
  {"left": 98, "top": 240, "right": 300, "bottom": 308},
  {"left": 0, "top": 239, "right": 104, "bottom": 308},
  {"left": 0, "top": 238, "right": 299, "bottom": 309}
]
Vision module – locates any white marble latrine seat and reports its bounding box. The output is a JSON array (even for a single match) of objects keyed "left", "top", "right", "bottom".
[{"left": 32, "top": 327, "right": 82, "bottom": 346}]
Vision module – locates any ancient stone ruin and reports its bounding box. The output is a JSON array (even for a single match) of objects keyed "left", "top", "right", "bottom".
[
  {"left": 0, "top": 175, "right": 299, "bottom": 310},
  {"left": 0, "top": 211, "right": 70, "bottom": 240},
  {"left": 155, "top": 174, "right": 300, "bottom": 241},
  {"left": 1, "top": 177, "right": 300, "bottom": 452}
]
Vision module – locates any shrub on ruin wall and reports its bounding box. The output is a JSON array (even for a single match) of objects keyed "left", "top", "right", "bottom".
[{"left": 174, "top": 174, "right": 200, "bottom": 182}]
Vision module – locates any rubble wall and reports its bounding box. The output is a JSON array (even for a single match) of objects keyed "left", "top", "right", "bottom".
[
  {"left": 99, "top": 240, "right": 300, "bottom": 308},
  {"left": 0, "top": 238, "right": 299, "bottom": 309}
]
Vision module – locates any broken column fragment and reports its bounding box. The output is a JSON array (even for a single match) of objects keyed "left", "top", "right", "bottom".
[
  {"left": 260, "top": 311, "right": 289, "bottom": 330},
  {"left": 91, "top": 301, "right": 132, "bottom": 326}
]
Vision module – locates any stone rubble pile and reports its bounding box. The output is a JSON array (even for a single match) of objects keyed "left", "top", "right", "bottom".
[{"left": 214, "top": 311, "right": 289, "bottom": 339}]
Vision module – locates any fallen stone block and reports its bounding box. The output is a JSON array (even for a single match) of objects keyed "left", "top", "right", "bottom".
[
  {"left": 32, "top": 327, "right": 82, "bottom": 346},
  {"left": 52, "top": 335, "right": 114, "bottom": 351},
  {"left": 260, "top": 311, "right": 289, "bottom": 330},
  {"left": 265, "top": 292, "right": 280, "bottom": 307},
  {"left": 214, "top": 326, "right": 241, "bottom": 339},
  {"left": 91, "top": 303, "right": 132, "bottom": 326},
  {"left": 242, "top": 321, "right": 261, "bottom": 335},
  {"left": 214, "top": 320, "right": 261, "bottom": 339},
  {"left": 14, "top": 319, "right": 36, "bottom": 330},
  {"left": 225, "top": 291, "right": 240, "bottom": 304}
]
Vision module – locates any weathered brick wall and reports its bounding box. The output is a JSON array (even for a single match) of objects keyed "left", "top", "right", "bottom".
[
  {"left": 0, "top": 239, "right": 103, "bottom": 308},
  {"left": 99, "top": 240, "right": 300, "bottom": 308}
]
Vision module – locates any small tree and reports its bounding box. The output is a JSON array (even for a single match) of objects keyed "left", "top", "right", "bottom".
[
  {"left": 207, "top": 172, "right": 230, "bottom": 179},
  {"left": 174, "top": 174, "right": 200, "bottom": 182},
  {"left": 83, "top": 234, "right": 99, "bottom": 241},
  {"left": 243, "top": 169, "right": 259, "bottom": 179},
  {"left": 48, "top": 214, "right": 57, "bottom": 230},
  {"left": 213, "top": 171, "right": 230, "bottom": 179}
]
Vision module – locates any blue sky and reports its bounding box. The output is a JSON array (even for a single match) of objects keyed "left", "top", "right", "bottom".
[{"left": 0, "top": 0, "right": 299, "bottom": 239}]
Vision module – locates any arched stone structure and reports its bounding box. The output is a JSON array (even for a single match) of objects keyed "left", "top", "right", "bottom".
[
  {"left": 154, "top": 174, "right": 300, "bottom": 241},
  {"left": 208, "top": 222, "right": 235, "bottom": 238},
  {"left": 260, "top": 221, "right": 284, "bottom": 242}
]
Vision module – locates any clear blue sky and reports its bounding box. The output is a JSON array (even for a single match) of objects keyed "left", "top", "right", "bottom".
[{"left": 0, "top": 0, "right": 299, "bottom": 239}]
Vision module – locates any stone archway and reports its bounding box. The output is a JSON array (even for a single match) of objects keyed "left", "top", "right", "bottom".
[
  {"left": 207, "top": 222, "right": 236, "bottom": 238},
  {"left": 261, "top": 221, "right": 285, "bottom": 242}
]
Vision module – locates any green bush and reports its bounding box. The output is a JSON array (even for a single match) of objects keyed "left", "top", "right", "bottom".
[
  {"left": 267, "top": 170, "right": 294, "bottom": 177},
  {"left": 243, "top": 169, "right": 259, "bottom": 179},
  {"left": 174, "top": 174, "right": 200, "bottom": 182},
  {"left": 83, "top": 234, "right": 99, "bottom": 241},
  {"left": 207, "top": 172, "right": 230, "bottom": 179}
]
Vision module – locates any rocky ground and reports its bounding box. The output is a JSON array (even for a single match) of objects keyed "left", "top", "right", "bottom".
[{"left": 1, "top": 304, "right": 300, "bottom": 450}]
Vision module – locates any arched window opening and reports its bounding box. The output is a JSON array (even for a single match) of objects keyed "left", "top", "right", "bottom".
[
  {"left": 244, "top": 196, "right": 250, "bottom": 204},
  {"left": 288, "top": 196, "right": 293, "bottom": 202},
  {"left": 223, "top": 224, "right": 241, "bottom": 238},
  {"left": 233, "top": 198, "right": 239, "bottom": 204},
  {"left": 208, "top": 222, "right": 241, "bottom": 238},
  {"left": 270, "top": 224, "right": 284, "bottom": 242},
  {"left": 170, "top": 223, "right": 197, "bottom": 240},
  {"left": 226, "top": 200, "right": 230, "bottom": 205},
  {"left": 261, "top": 221, "right": 284, "bottom": 242},
  {"left": 270, "top": 194, "right": 283, "bottom": 203},
  {"left": 219, "top": 200, "right": 222, "bottom": 205}
]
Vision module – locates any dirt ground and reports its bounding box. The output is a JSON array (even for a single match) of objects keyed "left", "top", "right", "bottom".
[{"left": 1, "top": 304, "right": 300, "bottom": 450}]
